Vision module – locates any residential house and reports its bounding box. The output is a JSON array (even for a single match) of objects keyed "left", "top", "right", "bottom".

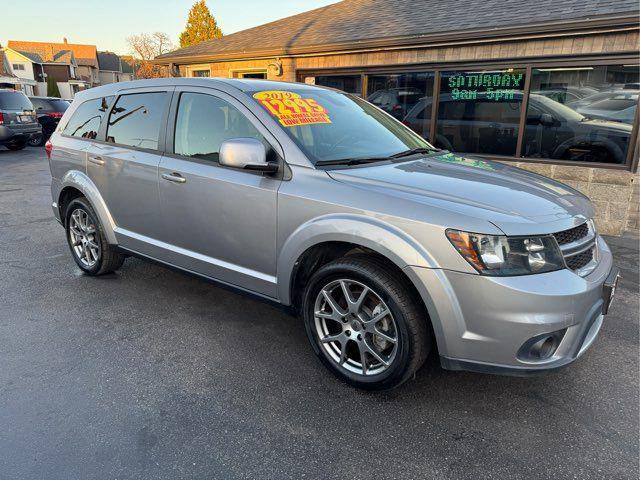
[
  {"left": 155, "top": 0, "right": 640, "bottom": 236},
  {"left": 4, "top": 43, "right": 81, "bottom": 98},
  {"left": 0, "top": 48, "right": 38, "bottom": 95},
  {"left": 97, "top": 51, "right": 133, "bottom": 84},
  {"left": 8, "top": 38, "right": 99, "bottom": 92}
]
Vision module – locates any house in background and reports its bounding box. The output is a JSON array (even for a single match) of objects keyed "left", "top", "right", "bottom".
[
  {"left": 0, "top": 48, "right": 36, "bottom": 95},
  {"left": 0, "top": 48, "right": 39, "bottom": 95},
  {"left": 98, "top": 51, "right": 134, "bottom": 84},
  {"left": 3, "top": 44, "right": 82, "bottom": 98},
  {"left": 8, "top": 38, "right": 99, "bottom": 91},
  {"left": 120, "top": 55, "right": 135, "bottom": 80}
]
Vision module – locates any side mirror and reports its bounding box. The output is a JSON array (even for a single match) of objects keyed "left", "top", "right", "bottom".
[
  {"left": 219, "top": 138, "right": 278, "bottom": 173},
  {"left": 539, "top": 113, "right": 555, "bottom": 127}
]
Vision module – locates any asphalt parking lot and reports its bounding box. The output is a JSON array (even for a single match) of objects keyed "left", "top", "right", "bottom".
[{"left": 1, "top": 147, "right": 638, "bottom": 480}]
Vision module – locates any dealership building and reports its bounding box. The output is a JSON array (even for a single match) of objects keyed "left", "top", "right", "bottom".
[{"left": 156, "top": 0, "right": 640, "bottom": 236}]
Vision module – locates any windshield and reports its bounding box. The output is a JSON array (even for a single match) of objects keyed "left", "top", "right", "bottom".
[{"left": 248, "top": 87, "right": 435, "bottom": 165}]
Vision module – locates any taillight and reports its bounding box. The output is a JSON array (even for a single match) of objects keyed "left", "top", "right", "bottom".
[
  {"left": 47, "top": 112, "right": 64, "bottom": 119},
  {"left": 0, "top": 112, "right": 4, "bottom": 125},
  {"left": 45, "top": 140, "right": 53, "bottom": 159}
]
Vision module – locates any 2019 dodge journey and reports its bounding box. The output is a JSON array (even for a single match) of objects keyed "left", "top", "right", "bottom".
[{"left": 47, "top": 78, "right": 619, "bottom": 389}]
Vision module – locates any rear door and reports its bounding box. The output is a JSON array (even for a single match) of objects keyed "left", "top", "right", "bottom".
[
  {"left": 156, "top": 87, "right": 282, "bottom": 297},
  {"left": 86, "top": 87, "right": 173, "bottom": 252}
]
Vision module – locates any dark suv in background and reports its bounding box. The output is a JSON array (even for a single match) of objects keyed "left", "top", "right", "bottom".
[
  {"left": 28, "top": 96, "right": 69, "bottom": 146},
  {"left": 0, "top": 90, "right": 41, "bottom": 150}
]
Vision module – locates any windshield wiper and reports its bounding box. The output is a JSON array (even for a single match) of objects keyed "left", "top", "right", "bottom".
[
  {"left": 389, "top": 147, "right": 440, "bottom": 159},
  {"left": 315, "top": 157, "right": 389, "bottom": 167}
]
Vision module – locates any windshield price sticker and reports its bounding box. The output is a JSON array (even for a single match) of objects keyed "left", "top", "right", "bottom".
[{"left": 254, "top": 91, "right": 331, "bottom": 127}]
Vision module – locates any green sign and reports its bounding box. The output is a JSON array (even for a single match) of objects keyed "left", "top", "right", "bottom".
[{"left": 446, "top": 72, "right": 524, "bottom": 102}]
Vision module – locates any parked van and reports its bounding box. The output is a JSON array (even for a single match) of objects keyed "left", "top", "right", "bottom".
[{"left": 47, "top": 78, "right": 618, "bottom": 389}]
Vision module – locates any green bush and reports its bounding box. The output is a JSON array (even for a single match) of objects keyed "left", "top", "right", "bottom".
[{"left": 46, "top": 77, "right": 61, "bottom": 97}]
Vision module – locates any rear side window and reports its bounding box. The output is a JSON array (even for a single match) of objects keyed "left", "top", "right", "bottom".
[
  {"left": 62, "top": 96, "right": 114, "bottom": 139},
  {"left": 0, "top": 91, "right": 33, "bottom": 111},
  {"left": 106, "top": 92, "right": 167, "bottom": 150},
  {"left": 174, "top": 92, "right": 264, "bottom": 162}
]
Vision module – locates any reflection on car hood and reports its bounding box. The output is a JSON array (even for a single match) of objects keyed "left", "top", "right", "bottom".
[
  {"left": 578, "top": 113, "right": 635, "bottom": 131},
  {"left": 327, "top": 152, "right": 594, "bottom": 236}
]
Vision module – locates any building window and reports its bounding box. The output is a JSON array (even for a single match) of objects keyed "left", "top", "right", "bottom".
[
  {"left": 314, "top": 75, "right": 362, "bottom": 97},
  {"left": 436, "top": 69, "right": 526, "bottom": 156},
  {"left": 523, "top": 65, "right": 638, "bottom": 164},
  {"left": 367, "top": 72, "right": 435, "bottom": 140},
  {"left": 192, "top": 70, "right": 210, "bottom": 77},
  {"left": 12, "top": 63, "right": 26, "bottom": 71}
]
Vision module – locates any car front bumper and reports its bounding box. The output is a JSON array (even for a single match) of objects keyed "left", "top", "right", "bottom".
[{"left": 406, "top": 235, "right": 616, "bottom": 375}]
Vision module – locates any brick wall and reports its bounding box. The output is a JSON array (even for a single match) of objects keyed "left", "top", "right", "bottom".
[{"left": 511, "top": 163, "right": 639, "bottom": 236}]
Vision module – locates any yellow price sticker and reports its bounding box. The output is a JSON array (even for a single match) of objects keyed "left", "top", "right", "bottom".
[{"left": 253, "top": 90, "right": 331, "bottom": 127}]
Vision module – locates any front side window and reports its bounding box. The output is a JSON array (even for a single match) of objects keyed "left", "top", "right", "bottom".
[
  {"left": 524, "top": 64, "right": 638, "bottom": 164},
  {"left": 249, "top": 87, "right": 433, "bottom": 165},
  {"left": 174, "top": 92, "right": 264, "bottom": 162},
  {"left": 106, "top": 92, "right": 167, "bottom": 150},
  {"left": 436, "top": 70, "right": 527, "bottom": 156},
  {"left": 62, "top": 96, "right": 113, "bottom": 139}
]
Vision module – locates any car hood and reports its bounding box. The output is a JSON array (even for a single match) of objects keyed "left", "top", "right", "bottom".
[{"left": 326, "top": 152, "right": 594, "bottom": 236}]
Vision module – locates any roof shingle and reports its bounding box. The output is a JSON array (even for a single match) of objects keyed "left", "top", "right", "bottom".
[
  {"left": 157, "top": 0, "right": 640, "bottom": 61},
  {"left": 8, "top": 40, "right": 98, "bottom": 67}
]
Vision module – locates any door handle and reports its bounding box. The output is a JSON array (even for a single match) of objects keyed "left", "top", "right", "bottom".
[
  {"left": 88, "top": 156, "right": 105, "bottom": 166},
  {"left": 161, "top": 172, "right": 186, "bottom": 184}
]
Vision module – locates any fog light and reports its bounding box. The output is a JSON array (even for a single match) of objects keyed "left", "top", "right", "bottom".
[{"left": 517, "top": 329, "right": 566, "bottom": 361}]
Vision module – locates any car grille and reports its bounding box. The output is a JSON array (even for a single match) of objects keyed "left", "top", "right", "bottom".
[
  {"left": 553, "top": 221, "right": 598, "bottom": 276},
  {"left": 553, "top": 223, "right": 589, "bottom": 246}
]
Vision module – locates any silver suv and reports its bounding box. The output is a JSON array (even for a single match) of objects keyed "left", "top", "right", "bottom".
[{"left": 47, "top": 78, "right": 619, "bottom": 389}]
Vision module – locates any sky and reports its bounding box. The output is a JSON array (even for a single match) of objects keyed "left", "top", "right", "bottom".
[{"left": 2, "top": 0, "right": 338, "bottom": 55}]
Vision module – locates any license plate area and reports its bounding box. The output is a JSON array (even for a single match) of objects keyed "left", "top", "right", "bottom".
[
  {"left": 18, "top": 115, "right": 32, "bottom": 123},
  {"left": 602, "top": 267, "right": 620, "bottom": 315}
]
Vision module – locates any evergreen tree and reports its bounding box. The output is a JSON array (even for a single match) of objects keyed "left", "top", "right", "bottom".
[
  {"left": 46, "top": 76, "right": 61, "bottom": 97},
  {"left": 179, "top": 0, "right": 223, "bottom": 48}
]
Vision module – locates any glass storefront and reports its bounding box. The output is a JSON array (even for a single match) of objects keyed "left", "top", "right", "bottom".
[
  {"left": 436, "top": 69, "right": 526, "bottom": 156},
  {"left": 311, "top": 62, "right": 639, "bottom": 167}
]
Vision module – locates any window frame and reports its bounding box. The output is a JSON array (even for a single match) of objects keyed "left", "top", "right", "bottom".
[
  {"left": 297, "top": 53, "right": 639, "bottom": 171},
  {"left": 163, "top": 86, "right": 285, "bottom": 173}
]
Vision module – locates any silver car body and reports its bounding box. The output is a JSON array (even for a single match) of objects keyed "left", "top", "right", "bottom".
[{"left": 48, "top": 78, "right": 615, "bottom": 374}]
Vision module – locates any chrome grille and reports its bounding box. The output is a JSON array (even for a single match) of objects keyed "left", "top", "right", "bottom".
[{"left": 553, "top": 221, "right": 598, "bottom": 276}]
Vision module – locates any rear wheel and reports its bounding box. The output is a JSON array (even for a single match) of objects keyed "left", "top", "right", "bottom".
[
  {"left": 6, "top": 141, "right": 26, "bottom": 151},
  {"left": 302, "top": 255, "right": 430, "bottom": 390},
  {"left": 64, "top": 197, "right": 125, "bottom": 275}
]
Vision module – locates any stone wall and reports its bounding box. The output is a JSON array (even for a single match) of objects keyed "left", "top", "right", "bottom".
[{"left": 511, "top": 162, "right": 639, "bottom": 236}]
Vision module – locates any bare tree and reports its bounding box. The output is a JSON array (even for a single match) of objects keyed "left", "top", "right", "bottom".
[{"left": 126, "top": 32, "right": 175, "bottom": 78}]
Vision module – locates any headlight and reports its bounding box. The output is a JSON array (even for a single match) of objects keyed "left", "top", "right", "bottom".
[{"left": 446, "top": 229, "right": 565, "bottom": 276}]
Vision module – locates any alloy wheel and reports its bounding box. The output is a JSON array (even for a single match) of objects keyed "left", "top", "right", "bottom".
[
  {"left": 68, "top": 208, "right": 100, "bottom": 268},
  {"left": 313, "top": 279, "right": 399, "bottom": 376}
]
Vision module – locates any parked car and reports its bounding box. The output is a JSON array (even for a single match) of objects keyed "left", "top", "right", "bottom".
[
  {"left": 568, "top": 90, "right": 639, "bottom": 124},
  {"left": 403, "top": 93, "right": 632, "bottom": 163},
  {"left": 28, "top": 96, "right": 70, "bottom": 146},
  {"left": 47, "top": 78, "right": 618, "bottom": 389},
  {"left": 534, "top": 86, "right": 599, "bottom": 104},
  {"left": 367, "top": 87, "right": 423, "bottom": 119},
  {"left": 0, "top": 89, "right": 41, "bottom": 150}
]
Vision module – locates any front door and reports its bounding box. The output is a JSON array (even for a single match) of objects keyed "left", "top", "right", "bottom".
[
  {"left": 157, "top": 88, "right": 282, "bottom": 297},
  {"left": 86, "top": 89, "right": 172, "bottom": 253}
]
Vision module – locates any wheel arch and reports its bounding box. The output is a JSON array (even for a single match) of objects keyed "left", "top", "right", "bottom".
[
  {"left": 58, "top": 170, "right": 117, "bottom": 244},
  {"left": 278, "top": 214, "right": 438, "bottom": 306}
]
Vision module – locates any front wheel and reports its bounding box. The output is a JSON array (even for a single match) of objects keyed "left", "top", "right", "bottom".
[{"left": 302, "top": 255, "right": 430, "bottom": 390}]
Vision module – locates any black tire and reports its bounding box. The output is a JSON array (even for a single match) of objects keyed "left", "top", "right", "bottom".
[
  {"left": 64, "top": 197, "right": 125, "bottom": 275},
  {"left": 302, "top": 254, "right": 430, "bottom": 390},
  {"left": 6, "top": 141, "right": 26, "bottom": 151},
  {"left": 28, "top": 134, "right": 44, "bottom": 147}
]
